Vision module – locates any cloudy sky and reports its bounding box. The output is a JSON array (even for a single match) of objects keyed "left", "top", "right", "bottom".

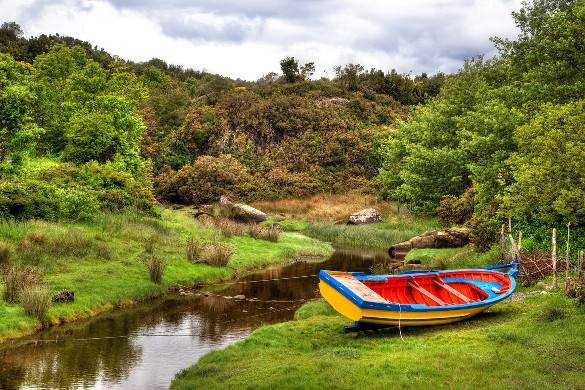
[{"left": 1, "top": 0, "right": 523, "bottom": 81}]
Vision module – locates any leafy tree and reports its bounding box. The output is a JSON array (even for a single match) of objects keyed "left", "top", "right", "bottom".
[
  {"left": 280, "top": 56, "right": 301, "bottom": 83},
  {"left": 62, "top": 95, "right": 146, "bottom": 176},
  {"left": 334, "top": 63, "right": 365, "bottom": 93},
  {"left": 0, "top": 53, "right": 42, "bottom": 173},
  {"left": 492, "top": 0, "right": 585, "bottom": 104},
  {"left": 503, "top": 101, "right": 585, "bottom": 224}
]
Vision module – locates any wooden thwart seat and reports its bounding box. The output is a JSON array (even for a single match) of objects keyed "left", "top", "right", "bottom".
[
  {"left": 407, "top": 277, "right": 446, "bottom": 306},
  {"left": 432, "top": 276, "right": 472, "bottom": 303}
]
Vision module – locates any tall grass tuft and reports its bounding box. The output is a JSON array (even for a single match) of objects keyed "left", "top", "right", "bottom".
[
  {"left": 198, "top": 242, "right": 235, "bottom": 267},
  {"left": 19, "top": 284, "right": 52, "bottom": 324},
  {"left": 249, "top": 224, "right": 282, "bottom": 242},
  {"left": 215, "top": 218, "right": 249, "bottom": 237},
  {"left": 186, "top": 238, "right": 206, "bottom": 263},
  {"left": 144, "top": 234, "right": 157, "bottom": 255},
  {"left": 147, "top": 255, "right": 166, "bottom": 284},
  {"left": 0, "top": 241, "right": 12, "bottom": 269},
  {"left": 3, "top": 265, "right": 44, "bottom": 303}
]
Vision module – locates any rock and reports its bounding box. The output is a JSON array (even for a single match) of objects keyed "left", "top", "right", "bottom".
[
  {"left": 52, "top": 290, "right": 74, "bottom": 303},
  {"left": 347, "top": 208, "right": 383, "bottom": 225},
  {"left": 234, "top": 294, "right": 246, "bottom": 300},
  {"left": 388, "top": 229, "right": 470, "bottom": 258},
  {"left": 179, "top": 290, "right": 194, "bottom": 296},
  {"left": 219, "top": 196, "right": 268, "bottom": 223}
]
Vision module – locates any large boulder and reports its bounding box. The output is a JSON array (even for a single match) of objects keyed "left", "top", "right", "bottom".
[
  {"left": 219, "top": 196, "right": 268, "bottom": 223},
  {"left": 347, "top": 208, "right": 383, "bottom": 225},
  {"left": 388, "top": 229, "right": 470, "bottom": 258}
]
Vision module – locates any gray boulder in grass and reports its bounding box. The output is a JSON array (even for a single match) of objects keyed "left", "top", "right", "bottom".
[
  {"left": 347, "top": 208, "right": 383, "bottom": 225},
  {"left": 219, "top": 196, "right": 268, "bottom": 223}
]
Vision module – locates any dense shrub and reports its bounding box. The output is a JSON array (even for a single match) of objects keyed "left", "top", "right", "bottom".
[
  {"left": 437, "top": 188, "right": 474, "bottom": 227},
  {"left": 154, "top": 154, "right": 257, "bottom": 205},
  {"left": 0, "top": 161, "right": 154, "bottom": 221}
]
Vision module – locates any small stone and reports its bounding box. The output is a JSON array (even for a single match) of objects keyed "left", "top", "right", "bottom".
[{"left": 234, "top": 294, "right": 246, "bottom": 300}]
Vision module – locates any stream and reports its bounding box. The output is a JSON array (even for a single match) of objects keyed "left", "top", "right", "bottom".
[{"left": 0, "top": 246, "right": 388, "bottom": 390}]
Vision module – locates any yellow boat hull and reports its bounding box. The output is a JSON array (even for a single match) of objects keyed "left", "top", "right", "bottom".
[{"left": 319, "top": 280, "right": 492, "bottom": 326}]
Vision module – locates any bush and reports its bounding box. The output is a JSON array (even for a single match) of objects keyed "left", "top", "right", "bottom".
[
  {"left": 249, "top": 224, "right": 281, "bottom": 242},
  {"left": 154, "top": 154, "right": 257, "bottom": 205},
  {"left": 469, "top": 209, "right": 501, "bottom": 253},
  {"left": 3, "top": 265, "right": 43, "bottom": 303},
  {"left": 437, "top": 188, "right": 474, "bottom": 227},
  {"left": 19, "top": 284, "right": 51, "bottom": 323}
]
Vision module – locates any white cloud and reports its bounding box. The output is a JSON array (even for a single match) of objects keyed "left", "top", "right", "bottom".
[{"left": 2, "top": 0, "right": 524, "bottom": 80}]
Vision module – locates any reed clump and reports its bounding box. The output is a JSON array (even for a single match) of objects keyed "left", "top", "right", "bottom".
[
  {"left": 249, "top": 224, "right": 282, "bottom": 242},
  {"left": 19, "top": 284, "right": 52, "bottom": 323},
  {"left": 0, "top": 241, "right": 12, "bottom": 269},
  {"left": 190, "top": 242, "right": 235, "bottom": 267},
  {"left": 147, "top": 255, "right": 165, "bottom": 284},
  {"left": 201, "top": 242, "right": 234, "bottom": 267},
  {"left": 2, "top": 265, "right": 44, "bottom": 303},
  {"left": 186, "top": 238, "right": 206, "bottom": 263},
  {"left": 144, "top": 235, "right": 165, "bottom": 283},
  {"left": 215, "top": 218, "right": 249, "bottom": 237}
]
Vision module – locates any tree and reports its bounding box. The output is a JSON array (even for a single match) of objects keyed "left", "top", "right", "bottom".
[
  {"left": 62, "top": 95, "right": 146, "bottom": 176},
  {"left": 503, "top": 101, "right": 585, "bottom": 224},
  {"left": 334, "top": 63, "right": 365, "bottom": 93},
  {"left": 280, "top": 57, "right": 301, "bottom": 83},
  {"left": 0, "top": 53, "right": 42, "bottom": 173}
]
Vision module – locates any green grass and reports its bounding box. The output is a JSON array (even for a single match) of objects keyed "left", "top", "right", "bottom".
[
  {"left": 304, "top": 215, "right": 437, "bottom": 249},
  {"left": 261, "top": 217, "right": 309, "bottom": 232},
  {"left": 172, "top": 292, "right": 585, "bottom": 389},
  {"left": 0, "top": 208, "right": 332, "bottom": 342}
]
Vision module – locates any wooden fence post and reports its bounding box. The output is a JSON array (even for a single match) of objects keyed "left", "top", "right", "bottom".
[
  {"left": 565, "top": 223, "right": 571, "bottom": 287},
  {"left": 518, "top": 231, "right": 523, "bottom": 254},
  {"left": 577, "top": 249, "right": 583, "bottom": 284},
  {"left": 552, "top": 228, "right": 558, "bottom": 289}
]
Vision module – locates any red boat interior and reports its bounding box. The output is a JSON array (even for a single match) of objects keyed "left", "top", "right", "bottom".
[{"left": 362, "top": 271, "right": 512, "bottom": 307}]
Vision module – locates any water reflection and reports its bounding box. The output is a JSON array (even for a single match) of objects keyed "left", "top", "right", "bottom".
[{"left": 0, "top": 246, "right": 387, "bottom": 389}]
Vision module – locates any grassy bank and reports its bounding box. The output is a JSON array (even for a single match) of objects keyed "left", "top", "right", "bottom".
[
  {"left": 172, "top": 292, "right": 585, "bottom": 389},
  {"left": 0, "top": 208, "right": 332, "bottom": 342},
  {"left": 253, "top": 194, "right": 438, "bottom": 249}
]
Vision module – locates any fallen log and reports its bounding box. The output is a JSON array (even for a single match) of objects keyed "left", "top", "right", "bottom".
[{"left": 389, "top": 229, "right": 470, "bottom": 258}]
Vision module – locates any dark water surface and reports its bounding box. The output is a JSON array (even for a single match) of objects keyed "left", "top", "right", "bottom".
[{"left": 0, "top": 246, "right": 388, "bottom": 389}]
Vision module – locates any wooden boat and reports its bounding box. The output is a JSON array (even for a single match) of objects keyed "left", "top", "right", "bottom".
[{"left": 318, "top": 264, "right": 517, "bottom": 328}]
